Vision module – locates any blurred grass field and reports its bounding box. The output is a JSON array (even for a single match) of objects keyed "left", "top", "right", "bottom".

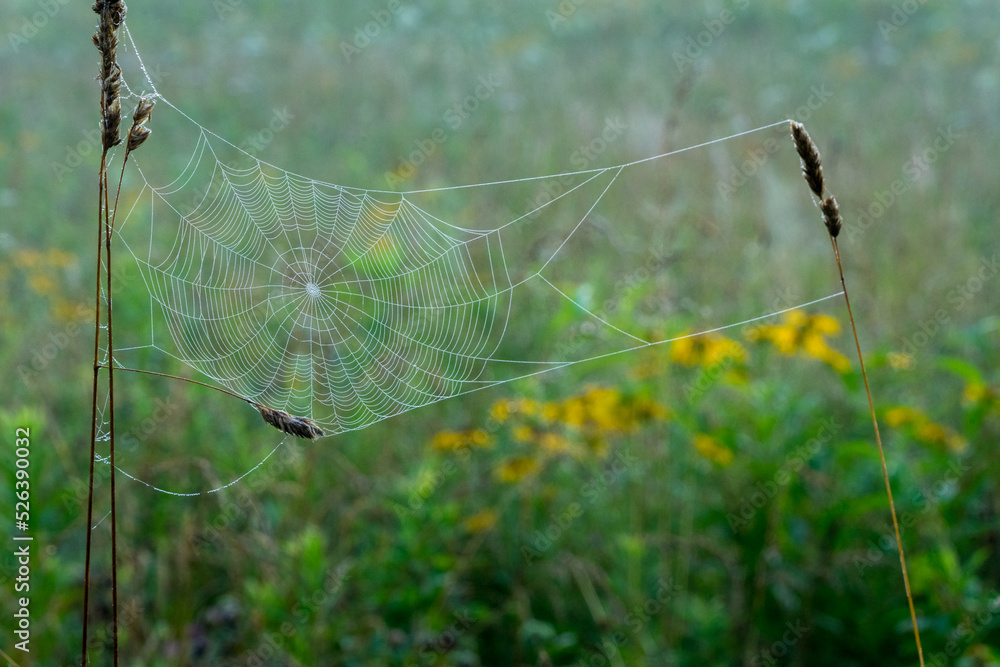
[{"left": 1, "top": 1, "right": 999, "bottom": 665}]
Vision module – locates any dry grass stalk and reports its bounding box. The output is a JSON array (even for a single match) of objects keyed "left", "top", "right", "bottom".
[
  {"left": 255, "top": 404, "right": 325, "bottom": 440},
  {"left": 789, "top": 121, "right": 924, "bottom": 666},
  {"left": 93, "top": 0, "right": 127, "bottom": 150}
]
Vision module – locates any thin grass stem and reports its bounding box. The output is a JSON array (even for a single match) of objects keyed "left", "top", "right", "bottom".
[
  {"left": 831, "top": 238, "right": 924, "bottom": 666},
  {"left": 104, "top": 162, "right": 120, "bottom": 667},
  {"left": 790, "top": 120, "right": 924, "bottom": 666}
]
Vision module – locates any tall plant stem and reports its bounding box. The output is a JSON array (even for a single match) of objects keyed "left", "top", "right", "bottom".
[
  {"left": 81, "top": 151, "right": 107, "bottom": 667},
  {"left": 830, "top": 238, "right": 924, "bottom": 665},
  {"left": 790, "top": 121, "right": 923, "bottom": 665},
  {"left": 104, "top": 159, "right": 120, "bottom": 666}
]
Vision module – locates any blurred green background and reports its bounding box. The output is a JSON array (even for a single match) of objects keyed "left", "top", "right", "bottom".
[{"left": 1, "top": 1, "right": 999, "bottom": 665}]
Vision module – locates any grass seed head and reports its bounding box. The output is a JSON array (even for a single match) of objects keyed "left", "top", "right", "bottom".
[
  {"left": 820, "top": 196, "right": 842, "bottom": 238},
  {"left": 127, "top": 97, "right": 155, "bottom": 152},
  {"left": 93, "top": 1, "right": 128, "bottom": 150},
  {"left": 790, "top": 121, "right": 825, "bottom": 198},
  {"left": 256, "top": 404, "right": 325, "bottom": 440}
]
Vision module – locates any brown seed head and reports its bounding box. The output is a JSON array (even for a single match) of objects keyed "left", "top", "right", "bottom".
[
  {"left": 127, "top": 97, "right": 155, "bottom": 153},
  {"left": 256, "top": 405, "right": 325, "bottom": 440},
  {"left": 790, "top": 121, "right": 824, "bottom": 198},
  {"left": 93, "top": 1, "right": 128, "bottom": 150},
  {"left": 820, "top": 196, "right": 842, "bottom": 238}
]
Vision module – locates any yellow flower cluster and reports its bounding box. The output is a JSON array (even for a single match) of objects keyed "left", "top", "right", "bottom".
[
  {"left": 480, "top": 387, "right": 669, "bottom": 484},
  {"left": 491, "top": 388, "right": 667, "bottom": 436},
  {"left": 495, "top": 456, "right": 539, "bottom": 483},
  {"left": 746, "top": 310, "right": 850, "bottom": 373},
  {"left": 885, "top": 406, "right": 967, "bottom": 453},
  {"left": 462, "top": 509, "right": 498, "bottom": 533},
  {"left": 693, "top": 434, "right": 734, "bottom": 466},
  {"left": 11, "top": 247, "right": 83, "bottom": 321},
  {"left": 430, "top": 429, "right": 493, "bottom": 451},
  {"left": 670, "top": 332, "right": 747, "bottom": 368},
  {"left": 964, "top": 381, "right": 1000, "bottom": 413}
]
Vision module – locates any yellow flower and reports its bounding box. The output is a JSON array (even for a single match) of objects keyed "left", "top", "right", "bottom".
[
  {"left": 539, "top": 432, "right": 572, "bottom": 454},
  {"left": 562, "top": 397, "right": 586, "bottom": 428},
  {"left": 671, "top": 332, "right": 745, "bottom": 367},
  {"left": 47, "top": 249, "right": 76, "bottom": 268},
  {"left": 430, "top": 430, "right": 465, "bottom": 451},
  {"left": 13, "top": 249, "right": 42, "bottom": 268},
  {"left": 885, "top": 406, "right": 919, "bottom": 427},
  {"left": 28, "top": 274, "right": 56, "bottom": 296},
  {"left": 496, "top": 456, "right": 539, "bottom": 483},
  {"left": 888, "top": 352, "right": 915, "bottom": 370},
  {"left": 749, "top": 310, "right": 849, "bottom": 373},
  {"left": 463, "top": 509, "right": 497, "bottom": 533},
  {"left": 584, "top": 387, "right": 623, "bottom": 431},
  {"left": 963, "top": 381, "right": 999, "bottom": 411},
  {"left": 542, "top": 402, "right": 561, "bottom": 423},
  {"left": 809, "top": 313, "right": 840, "bottom": 335},
  {"left": 693, "top": 434, "right": 733, "bottom": 466},
  {"left": 886, "top": 406, "right": 966, "bottom": 453},
  {"left": 631, "top": 396, "right": 670, "bottom": 423},
  {"left": 915, "top": 422, "right": 967, "bottom": 453},
  {"left": 490, "top": 400, "right": 511, "bottom": 423},
  {"left": 513, "top": 425, "right": 535, "bottom": 442},
  {"left": 963, "top": 382, "right": 988, "bottom": 404},
  {"left": 669, "top": 335, "right": 698, "bottom": 365},
  {"left": 431, "top": 429, "right": 492, "bottom": 451},
  {"left": 469, "top": 429, "right": 493, "bottom": 448},
  {"left": 518, "top": 398, "right": 540, "bottom": 416}
]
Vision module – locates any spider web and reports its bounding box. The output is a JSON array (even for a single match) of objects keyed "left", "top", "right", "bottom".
[{"left": 104, "top": 26, "right": 842, "bottom": 462}]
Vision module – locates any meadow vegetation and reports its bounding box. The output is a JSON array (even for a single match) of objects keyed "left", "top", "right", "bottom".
[{"left": 1, "top": 1, "right": 998, "bottom": 664}]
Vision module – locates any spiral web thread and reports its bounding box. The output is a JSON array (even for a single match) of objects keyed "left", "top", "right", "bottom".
[{"left": 94, "top": 25, "right": 843, "bottom": 496}]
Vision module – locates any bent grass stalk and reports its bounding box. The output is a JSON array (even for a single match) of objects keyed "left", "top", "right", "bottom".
[{"left": 790, "top": 121, "right": 925, "bottom": 666}]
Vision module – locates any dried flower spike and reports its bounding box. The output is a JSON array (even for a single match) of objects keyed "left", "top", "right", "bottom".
[
  {"left": 93, "top": 0, "right": 128, "bottom": 150},
  {"left": 820, "top": 195, "right": 842, "bottom": 238},
  {"left": 255, "top": 404, "right": 325, "bottom": 440},
  {"left": 127, "top": 97, "right": 155, "bottom": 152},
  {"left": 790, "top": 121, "right": 824, "bottom": 198}
]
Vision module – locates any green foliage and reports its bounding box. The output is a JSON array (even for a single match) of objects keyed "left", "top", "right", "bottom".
[{"left": 1, "top": 1, "right": 998, "bottom": 665}]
